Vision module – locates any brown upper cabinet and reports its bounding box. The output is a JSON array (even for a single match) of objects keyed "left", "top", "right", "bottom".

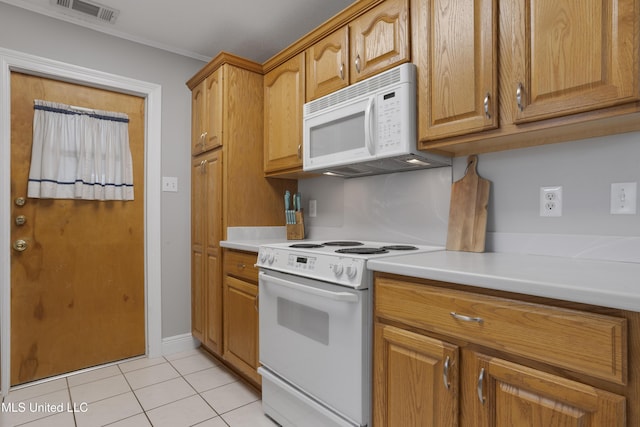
[
  {"left": 264, "top": 53, "right": 306, "bottom": 176},
  {"left": 416, "top": 0, "right": 640, "bottom": 156},
  {"left": 414, "top": 0, "right": 498, "bottom": 141},
  {"left": 509, "top": 0, "right": 639, "bottom": 123},
  {"left": 191, "top": 68, "right": 223, "bottom": 155},
  {"left": 306, "top": 0, "right": 410, "bottom": 102}
]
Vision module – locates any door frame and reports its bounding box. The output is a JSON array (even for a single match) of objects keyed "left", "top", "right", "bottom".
[{"left": 0, "top": 47, "right": 163, "bottom": 396}]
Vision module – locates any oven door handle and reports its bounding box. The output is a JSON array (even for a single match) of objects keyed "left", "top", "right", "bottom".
[{"left": 259, "top": 272, "right": 359, "bottom": 303}]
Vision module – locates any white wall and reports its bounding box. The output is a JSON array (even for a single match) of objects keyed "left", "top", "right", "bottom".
[
  {"left": 0, "top": 2, "right": 206, "bottom": 338},
  {"left": 301, "top": 129, "right": 640, "bottom": 260}
]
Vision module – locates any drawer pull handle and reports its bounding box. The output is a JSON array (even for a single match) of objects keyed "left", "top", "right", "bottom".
[
  {"left": 443, "top": 356, "right": 451, "bottom": 390},
  {"left": 237, "top": 263, "right": 246, "bottom": 270},
  {"left": 477, "top": 368, "right": 486, "bottom": 404},
  {"left": 450, "top": 312, "right": 483, "bottom": 324},
  {"left": 516, "top": 83, "right": 524, "bottom": 111},
  {"left": 483, "top": 93, "right": 491, "bottom": 118}
]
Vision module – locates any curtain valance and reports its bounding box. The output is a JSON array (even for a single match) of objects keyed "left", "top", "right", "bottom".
[{"left": 27, "top": 99, "right": 134, "bottom": 201}]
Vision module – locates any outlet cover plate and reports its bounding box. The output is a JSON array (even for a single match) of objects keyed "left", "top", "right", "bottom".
[
  {"left": 540, "top": 186, "right": 562, "bottom": 217},
  {"left": 610, "top": 182, "right": 637, "bottom": 214}
]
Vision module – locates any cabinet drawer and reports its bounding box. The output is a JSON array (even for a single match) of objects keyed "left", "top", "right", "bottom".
[
  {"left": 375, "top": 277, "right": 627, "bottom": 384},
  {"left": 224, "top": 250, "right": 259, "bottom": 282}
]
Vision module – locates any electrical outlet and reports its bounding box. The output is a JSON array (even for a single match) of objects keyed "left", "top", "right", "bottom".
[
  {"left": 309, "top": 199, "right": 317, "bottom": 217},
  {"left": 610, "top": 182, "right": 637, "bottom": 214},
  {"left": 540, "top": 186, "right": 562, "bottom": 217}
]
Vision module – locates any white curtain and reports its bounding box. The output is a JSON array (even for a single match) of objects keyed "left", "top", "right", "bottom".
[{"left": 27, "top": 100, "right": 134, "bottom": 201}]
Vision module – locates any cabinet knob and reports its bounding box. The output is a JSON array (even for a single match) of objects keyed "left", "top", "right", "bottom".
[
  {"left": 355, "top": 55, "right": 361, "bottom": 73},
  {"left": 339, "top": 63, "right": 345, "bottom": 80}
]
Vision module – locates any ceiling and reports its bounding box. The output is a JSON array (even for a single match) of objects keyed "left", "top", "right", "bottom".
[{"left": 0, "top": 0, "right": 356, "bottom": 63}]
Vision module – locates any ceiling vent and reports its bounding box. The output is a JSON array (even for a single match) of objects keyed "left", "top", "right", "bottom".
[{"left": 50, "top": 0, "right": 120, "bottom": 24}]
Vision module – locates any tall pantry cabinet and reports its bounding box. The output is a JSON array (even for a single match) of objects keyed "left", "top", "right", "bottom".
[{"left": 187, "top": 53, "right": 296, "bottom": 359}]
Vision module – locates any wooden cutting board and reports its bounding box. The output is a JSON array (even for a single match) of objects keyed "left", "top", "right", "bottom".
[{"left": 446, "top": 155, "right": 491, "bottom": 252}]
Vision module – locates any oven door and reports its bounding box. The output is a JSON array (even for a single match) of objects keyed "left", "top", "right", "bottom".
[{"left": 258, "top": 270, "right": 370, "bottom": 425}]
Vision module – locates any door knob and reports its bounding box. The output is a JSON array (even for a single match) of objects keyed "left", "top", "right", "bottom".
[
  {"left": 15, "top": 215, "right": 27, "bottom": 226},
  {"left": 13, "top": 239, "right": 28, "bottom": 252},
  {"left": 15, "top": 197, "right": 26, "bottom": 207}
]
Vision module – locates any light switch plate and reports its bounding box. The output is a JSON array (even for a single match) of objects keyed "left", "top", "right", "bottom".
[
  {"left": 162, "top": 176, "right": 178, "bottom": 192},
  {"left": 610, "top": 182, "right": 637, "bottom": 214}
]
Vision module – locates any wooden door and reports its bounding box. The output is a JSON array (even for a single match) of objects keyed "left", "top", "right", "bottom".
[
  {"left": 191, "top": 149, "right": 222, "bottom": 355},
  {"left": 10, "top": 72, "right": 145, "bottom": 386},
  {"left": 510, "top": 0, "right": 639, "bottom": 123},
  {"left": 373, "top": 323, "right": 459, "bottom": 427},
  {"left": 223, "top": 276, "right": 259, "bottom": 383},
  {"left": 204, "top": 68, "right": 223, "bottom": 151},
  {"left": 349, "top": 0, "right": 409, "bottom": 83},
  {"left": 191, "top": 79, "right": 207, "bottom": 155},
  {"left": 306, "top": 27, "right": 350, "bottom": 101},
  {"left": 203, "top": 149, "right": 222, "bottom": 355},
  {"left": 263, "top": 53, "right": 305, "bottom": 175},
  {"left": 416, "top": 0, "right": 498, "bottom": 141},
  {"left": 470, "top": 353, "right": 626, "bottom": 426}
]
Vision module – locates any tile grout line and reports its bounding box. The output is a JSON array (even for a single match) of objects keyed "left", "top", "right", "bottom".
[{"left": 115, "top": 360, "right": 154, "bottom": 427}]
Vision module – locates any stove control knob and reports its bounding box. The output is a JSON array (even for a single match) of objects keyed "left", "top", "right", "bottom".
[
  {"left": 267, "top": 252, "right": 275, "bottom": 264},
  {"left": 333, "top": 263, "right": 344, "bottom": 276},
  {"left": 346, "top": 264, "right": 357, "bottom": 278},
  {"left": 259, "top": 251, "right": 268, "bottom": 264}
]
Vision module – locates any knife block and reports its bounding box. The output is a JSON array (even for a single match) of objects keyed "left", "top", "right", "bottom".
[{"left": 287, "top": 211, "right": 305, "bottom": 240}]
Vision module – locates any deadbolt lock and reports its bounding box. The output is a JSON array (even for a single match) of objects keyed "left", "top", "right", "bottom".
[
  {"left": 15, "top": 197, "right": 26, "bottom": 207},
  {"left": 13, "top": 239, "right": 28, "bottom": 252},
  {"left": 15, "top": 215, "right": 27, "bottom": 226}
]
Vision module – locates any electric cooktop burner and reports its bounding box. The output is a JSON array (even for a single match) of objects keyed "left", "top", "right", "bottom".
[
  {"left": 335, "top": 247, "right": 390, "bottom": 255},
  {"left": 379, "top": 245, "right": 419, "bottom": 251},
  {"left": 323, "top": 241, "right": 364, "bottom": 246},
  {"left": 289, "top": 243, "right": 324, "bottom": 249}
]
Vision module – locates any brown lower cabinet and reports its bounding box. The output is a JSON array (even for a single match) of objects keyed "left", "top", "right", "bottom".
[
  {"left": 373, "top": 273, "right": 639, "bottom": 427},
  {"left": 222, "top": 249, "right": 261, "bottom": 386}
]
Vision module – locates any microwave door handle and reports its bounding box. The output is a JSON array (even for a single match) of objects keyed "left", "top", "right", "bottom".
[
  {"left": 259, "top": 272, "right": 359, "bottom": 303},
  {"left": 364, "top": 97, "right": 375, "bottom": 155}
]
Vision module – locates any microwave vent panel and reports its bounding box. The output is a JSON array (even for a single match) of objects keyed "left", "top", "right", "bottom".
[
  {"left": 50, "top": 0, "right": 120, "bottom": 24},
  {"left": 305, "top": 66, "right": 402, "bottom": 115}
]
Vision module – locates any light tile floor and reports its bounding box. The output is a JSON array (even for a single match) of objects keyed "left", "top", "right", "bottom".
[{"left": 1, "top": 347, "right": 278, "bottom": 427}]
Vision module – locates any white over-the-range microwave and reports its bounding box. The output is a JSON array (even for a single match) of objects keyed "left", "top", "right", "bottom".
[{"left": 303, "top": 63, "right": 451, "bottom": 178}]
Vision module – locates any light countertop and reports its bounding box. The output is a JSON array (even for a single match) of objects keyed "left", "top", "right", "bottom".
[
  {"left": 221, "top": 227, "right": 640, "bottom": 312},
  {"left": 368, "top": 250, "right": 640, "bottom": 312}
]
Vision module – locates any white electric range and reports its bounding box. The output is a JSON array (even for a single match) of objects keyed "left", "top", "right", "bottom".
[{"left": 256, "top": 240, "right": 444, "bottom": 427}]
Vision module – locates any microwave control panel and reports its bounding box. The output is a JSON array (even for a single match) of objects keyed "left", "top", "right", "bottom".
[{"left": 377, "top": 90, "right": 402, "bottom": 151}]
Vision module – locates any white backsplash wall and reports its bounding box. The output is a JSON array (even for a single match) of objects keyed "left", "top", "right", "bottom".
[
  {"left": 299, "top": 167, "right": 453, "bottom": 245},
  {"left": 300, "top": 130, "right": 640, "bottom": 262},
  {"left": 466, "top": 130, "right": 640, "bottom": 262}
]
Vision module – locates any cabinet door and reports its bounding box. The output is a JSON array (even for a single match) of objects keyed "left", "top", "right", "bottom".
[
  {"left": 264, "top": 53, "right": 305, "bottom": 174},
  {"left": 204, "top": 67, "right": 223, "bottom": 151},
  {"left": 470, "top": 353, "right": 626, "bottom": 427},
  {"left": 416, "top": 0, "right": 498, "bottom": 141},
  {"left": 223, "top": 276, "right": 260, "bottom": 384},
  {"left": 306, "top": 27, "right": 349, "bottom": 101},
  {"left": 203, "top": 150, "right": 223, "bottom": 355},
  {"left": 191, "top": 80, "right": 207, "bottom": 155},
  {"left": 374, "top": 323, "right": 459, "bottom": 427},
  {"left": 511, "top": 0, "right": 639, "bottom": 123},
  {"left": 349, "top": 0, "right": 410, "bottom": 83},
  {"left": 190, "top": 157, "right": 206, "bottom": 342}
]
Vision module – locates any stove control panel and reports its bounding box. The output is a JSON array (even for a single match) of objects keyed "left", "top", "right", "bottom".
[{"left": 256, "top": 247, "right": 368, "bottom": 288}]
